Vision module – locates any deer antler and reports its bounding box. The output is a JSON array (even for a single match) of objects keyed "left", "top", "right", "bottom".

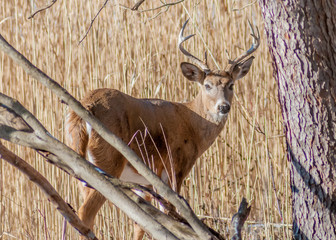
[
  {"left": 228, "top": 20, "right": 260, "bottom": 73},
  {"left": 178, "top": 19, "right": 210, "bottom": 73}
]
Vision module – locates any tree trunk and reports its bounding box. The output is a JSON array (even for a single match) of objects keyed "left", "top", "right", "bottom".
[{"left": 258, "top": 1, "right": 336, "bottom": 239}]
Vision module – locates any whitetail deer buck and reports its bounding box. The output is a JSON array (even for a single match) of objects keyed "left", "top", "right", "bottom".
[{"left": 66, "top": 20, "right": 259, "bottom": 239}]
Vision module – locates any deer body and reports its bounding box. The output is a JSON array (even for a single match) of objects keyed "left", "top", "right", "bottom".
[
  {"left": 66, "top": 20, "right": 259, "bottom": 240},
  {"left": 67, "top": 85, "right": 227, "bottom": 186}
]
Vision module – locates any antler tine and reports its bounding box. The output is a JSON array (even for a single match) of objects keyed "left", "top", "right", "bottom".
[
  {"left": 229, "top": 19, "right": 260, "bottom": 69},
  {"left": 178, "top": 19, "right": 210, "bottom": 72}
]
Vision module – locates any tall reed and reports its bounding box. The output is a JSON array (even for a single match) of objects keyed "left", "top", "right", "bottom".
[{"left": 0, "top": 1, "right": 289, "bottom": 239}]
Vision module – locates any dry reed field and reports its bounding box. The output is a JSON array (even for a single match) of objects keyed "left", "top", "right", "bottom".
[{"left": 0, "top": 0, "right": 290, "bottom": 239}]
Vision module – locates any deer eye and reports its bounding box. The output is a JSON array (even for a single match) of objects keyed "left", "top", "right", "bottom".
[
  {"left": 204, "top": 83, "right": 212, "bottom": 91},
  {"left": 228, "top": 83, "right": 234, "bottom": 91}
]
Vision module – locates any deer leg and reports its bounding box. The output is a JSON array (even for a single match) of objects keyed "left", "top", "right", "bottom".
[{"left": 78, "top": 188, "right": 106, "bottom": 230}]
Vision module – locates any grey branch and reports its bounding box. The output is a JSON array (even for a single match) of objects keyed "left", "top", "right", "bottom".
[
  {"left": 28, "top": 0, "right": 58, "bottom": 19},
  {"left": 119, "top": 0, "right": 185, "bottom": 20},
  {"left": 230, "top": 198, "right": 251, "bottom": 240},
  {"left": 79, "top": 0, "right": 110, "bottom": 44},
  {"left": 120, "top": 0, "right": 185, "bottom": 13},
  {"left": 132, "top": 0, "right": 146, "bottom": 10}
]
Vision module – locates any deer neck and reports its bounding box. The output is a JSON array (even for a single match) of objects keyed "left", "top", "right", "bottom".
[
  {"left": 182, "top": 93, "right": 226, "bottom": 153},
  {"left": 185, "top": 93, "right": 225, "bottom": 125}
]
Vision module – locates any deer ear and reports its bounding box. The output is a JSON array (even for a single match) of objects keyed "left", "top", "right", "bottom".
[
  {"left": 181, "top": 62, "right": 206, "bottom": 84},
  {"left": 231, "top": 56, "right": 254, "bottom": 81}
]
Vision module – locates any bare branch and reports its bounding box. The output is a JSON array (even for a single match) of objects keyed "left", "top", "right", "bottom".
[
  {"left": 132, "top": 0, "right": 146, "bottom": 10},
  {"left": 122, "top": 189, "right": 200, "bottom": 240},
  {"left": 0, "top": 94, "right": 49, "bottom": 137},
  {"left": 28, "top": 0, "right": 58, "bottom": 19},
  {"left": 79, "top": 0, "right": 110, "bottom": 45},
  {"left": 0, "top": 105, "right": 32, "bottom": 132},
  {"left": 79, "top": 0, "right": 184, "bottom": 43},
  {"left": 0, "top": 141, "right": 97, "bottom": 240},
  {"left": 230, "top": 198, "right": 251, "bottom": 240},
  {"left": 119, "top": 0, "right": 185, "bottom": 20}
]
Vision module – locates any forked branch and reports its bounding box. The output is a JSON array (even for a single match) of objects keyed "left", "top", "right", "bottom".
[
  {"left": 28, "top": 0, "right": 58, "bottom": 19},
  {"left": 120, "top": 0, "right": 185, "bottom": 13},
  {"left": 80, "top": 0, "right": 185, "bottom": 43}
]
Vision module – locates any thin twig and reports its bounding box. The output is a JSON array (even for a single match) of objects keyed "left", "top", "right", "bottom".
[
  {"left": 28, "top": 0, "right": 58, "bottom": 19},
  {"left": 119, "top": 0, "right": 185, "bottom": 13},
  {"left": 132, "top": 0, "right": 146, "bottom": 10},
  {"left": 79, "top": 0, "right": 110, "bottom": 45},
  {"left": 146, "top": 5, "right": 170, "bottom": 21}
]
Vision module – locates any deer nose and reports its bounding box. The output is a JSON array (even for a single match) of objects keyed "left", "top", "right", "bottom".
[{"left": 218, "top": 104, "right": 230, "bottom": 114}]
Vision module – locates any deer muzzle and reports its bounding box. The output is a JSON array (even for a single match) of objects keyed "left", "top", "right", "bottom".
[{"left": 218, "top": 104, "right": 231, "bottom": 114}]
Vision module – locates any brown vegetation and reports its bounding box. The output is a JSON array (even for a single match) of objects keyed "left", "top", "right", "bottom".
[{"left": 0, "top": 0, "right": 290, "bottom": 239}]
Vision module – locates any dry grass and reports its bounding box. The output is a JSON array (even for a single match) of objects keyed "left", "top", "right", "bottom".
[{"left": 0, "top": 0, "right": 290, "bottom": 239}]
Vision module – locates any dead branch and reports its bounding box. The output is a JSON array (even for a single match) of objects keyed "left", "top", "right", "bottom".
[
  {"left": 79, "top": 0, "right": 110, "bottom": 44},
  {"left": 119, "top": 0, "right": 185, "bottom": 20},
  {"left": 120, "top": 0, "right": 185, "bottom": 13},
  {"left": 230, "top": 198, "right": 251, "bottom": 240},
  {"left": 79, "top": 0, "right": 185, "bottom": 43},
  {"left": 0, "top": 33, "right": 213, "bottom": 239},
  {"left": 0, "top": 105, "right": 32, "bottom": 132},
  {"left": 132, "top": 0, "right": 146, "bottom": 10},
  {"left": 28, "top": 0, "right": 58, "bottom": 19},
  {"left": 0, "top": 141, "right": 97, "bottom": 240}
]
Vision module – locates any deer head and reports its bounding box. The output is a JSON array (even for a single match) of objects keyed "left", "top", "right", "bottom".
[{"left": 178, "top": 19, "right": 260, "bottom": 123}]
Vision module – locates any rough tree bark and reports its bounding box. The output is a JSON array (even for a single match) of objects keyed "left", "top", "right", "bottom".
[{"left": 259, "top": 1, "right": 336, "bottom": 239}]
